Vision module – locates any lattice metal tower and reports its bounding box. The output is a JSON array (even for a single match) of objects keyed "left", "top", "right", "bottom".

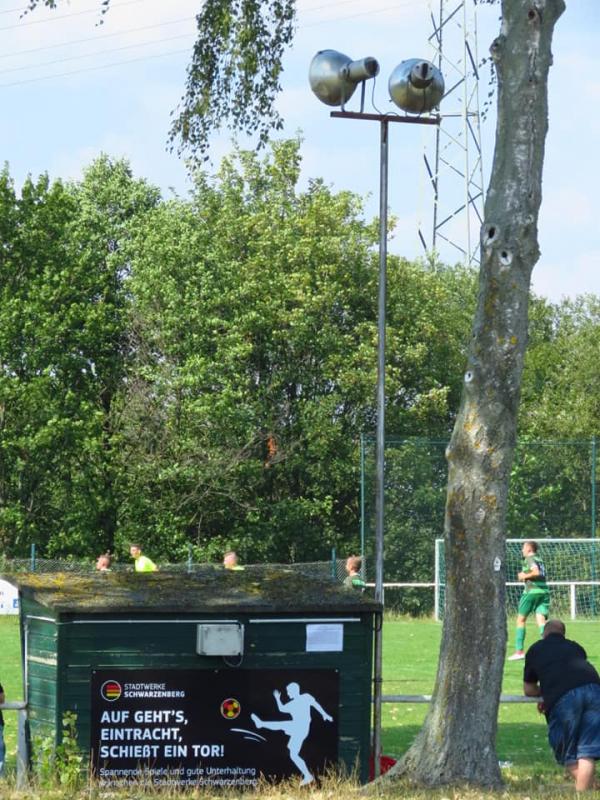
[{"left": 420, "top": 0, "right": 486, "bottom": 266}]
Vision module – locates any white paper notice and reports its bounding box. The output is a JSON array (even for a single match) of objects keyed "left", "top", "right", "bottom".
[{"left": 305, "top": 623, "right": 344, "bottom": 652}]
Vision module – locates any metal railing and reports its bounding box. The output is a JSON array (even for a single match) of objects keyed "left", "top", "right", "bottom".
[
  {"left": 381, "top": 694, "right": 539, "bottom": 703},
  {"left": 0, "top": 701, "right": 28, "bottom": 788},
  {"left": 365, "top": 580, "right": 600, "bottom": 621}
]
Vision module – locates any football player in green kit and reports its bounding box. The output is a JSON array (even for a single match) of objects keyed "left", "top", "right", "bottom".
[{"left": 508, "top": 540, "right": 550, "bottom": 661}]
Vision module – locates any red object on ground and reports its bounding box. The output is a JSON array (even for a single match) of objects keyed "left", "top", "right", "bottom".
[{"left": 368, "top": 754, "right": 397, "bottom": 781}]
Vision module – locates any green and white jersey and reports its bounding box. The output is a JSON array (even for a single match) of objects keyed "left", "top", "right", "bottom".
[
  {"left": 522, "top": 554, "right": 548, "bottom": 594},
  {"left": 344, "top": 574, "right": 366, "bottom": 591}
]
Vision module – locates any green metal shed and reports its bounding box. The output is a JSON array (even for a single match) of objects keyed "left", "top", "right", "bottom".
[{"left": 8, "top": 566, "right": 380, "bottom": 788}]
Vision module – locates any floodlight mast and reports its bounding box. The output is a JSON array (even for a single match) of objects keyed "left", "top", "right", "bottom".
[{"left": 309, "top": 52, "right": 443, "bottom": 780}]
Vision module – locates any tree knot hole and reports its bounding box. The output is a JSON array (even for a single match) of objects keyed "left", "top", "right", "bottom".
[{"left": 483, "top": 224, "right": 499, "bottom": 247}]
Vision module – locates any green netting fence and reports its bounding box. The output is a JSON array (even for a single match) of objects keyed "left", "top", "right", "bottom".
[
  {"left": 361, "top": 436, "right": 599, "bottom": 615},
  {"left": 435, "top": 537, "right": 600, "bottom": 620},
  {"left": 0, "top": 550, "right": 348, "bottom": 581}
]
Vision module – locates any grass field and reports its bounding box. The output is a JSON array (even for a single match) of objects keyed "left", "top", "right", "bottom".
[
  {"left": 381, "top": 618, "right": 600, "bottom": 770},
  {"left": 2, "top": 615, "right": 600, "bottom": 795}
]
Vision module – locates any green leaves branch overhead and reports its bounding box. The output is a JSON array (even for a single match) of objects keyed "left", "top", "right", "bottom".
[
  {"left": 24, "top": 0, "right": 296, "bottom": 158},
  {"left": 170, "top": 0, "right": 297, "bottom": 158}
]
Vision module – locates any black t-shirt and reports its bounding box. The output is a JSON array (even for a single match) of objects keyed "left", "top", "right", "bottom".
[
  {"left": 524, "top": 633, "right": 600, "bottom": 715},
  {"left": 0, "top": 681, "right": 3, "bottom": 726}
]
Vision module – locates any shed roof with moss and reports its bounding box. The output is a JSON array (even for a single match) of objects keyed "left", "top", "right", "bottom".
[{"left": 3, "top": 565, "right": 381, "bottom": 615}]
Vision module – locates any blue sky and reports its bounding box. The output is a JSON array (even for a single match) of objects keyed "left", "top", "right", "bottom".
[{"left": 0, "top": 0, "right": 597, "bottom": 303}]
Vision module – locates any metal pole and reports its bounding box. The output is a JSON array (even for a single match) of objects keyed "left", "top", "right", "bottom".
[
  {"left": 592, "top": 436, "right": 597, "bottom": 612},
  {"left": 592, "top": 436, "right": 597, "bottom": 542},
  {"left": 360, "top": 433, "right": 366, "bottom": 563},
  {"left": 328, "top": 109, "right": 439, "bottom": 783},
  {"left": 331, "top": 547, "right": 337, "bottom": 579},
  {"left": 0, "top": 701, "right": 29, "bottom": 786},
  {"left": 372, "top": 117, "right": 389, "bottom": 780},
  {"left": 16, "top": 707, "right": 29, "bottom": 789},
  {"left": 461, "top": 0, "right": 472, "bottom": 263},
  {"left": 434, "top": 538, "right": 441, "bottom": 621},
  {"left": 187, "top": 543, "right": 193, "bottom": 574},
  {"left": 431, "top": 0, "right": 443, "bottom": 250},
  {"left": 30, "top": 543, "right": 36, "bottom": 572}
]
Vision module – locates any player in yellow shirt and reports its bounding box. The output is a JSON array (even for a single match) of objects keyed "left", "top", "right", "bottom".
[{"left": 129, "top": 543, "right": 158, "bottom": 572}]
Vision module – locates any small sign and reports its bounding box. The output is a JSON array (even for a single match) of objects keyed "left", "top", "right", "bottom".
[
  {"left": 90, "top": 668, "right": 338, "bottom": 788},
  {"left": 306, "top": 623, "right": 344, "bottom": 652},
  {"left": 0, "top": 580, "right": 18, "bottom": 615}
]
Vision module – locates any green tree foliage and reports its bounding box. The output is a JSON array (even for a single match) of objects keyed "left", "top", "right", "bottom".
[
  {"left": 508, "top": 295, "right": 600, "bottom": 539},
  {"left": 118, "top": 140, "right": 475, "bottom": 562},
  {"left": 521, "top": 295, "right": 600, "bottom": 438},
  {"left": 0, "top": 158, "right": 159, "bottom": 557},
  {"left": 364, "top": 293, "right": 600, "bottom": 611},
  {"left": 0, "top": 169, "right": 76, "bottom": 554},
  {"left": 2, "top": 141, "right": 597, "bottom": 571},
  {"left": 1, "top": 142, "right": 475, "bottom": 562}
]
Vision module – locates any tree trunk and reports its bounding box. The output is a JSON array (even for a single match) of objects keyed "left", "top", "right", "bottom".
[{"left": 384, "top": 0, "right": 565, "bottom": 787}]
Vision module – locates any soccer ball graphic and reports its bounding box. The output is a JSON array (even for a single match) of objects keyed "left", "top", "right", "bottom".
[{"left": 220, "top": 698, "right": 241, "bottom": 719}]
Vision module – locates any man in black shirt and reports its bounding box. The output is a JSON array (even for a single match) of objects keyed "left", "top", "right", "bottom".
[{"left": 524, "top": 619, "right": 600, "bottom": 791}]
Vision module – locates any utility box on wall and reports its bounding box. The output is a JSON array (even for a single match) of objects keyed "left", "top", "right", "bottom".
[
  {"left": 6, "top": 566, "right": 380, "bottom": 788},
  {"left": 196, "top": 622, "right": 244, "bottom": 655}
]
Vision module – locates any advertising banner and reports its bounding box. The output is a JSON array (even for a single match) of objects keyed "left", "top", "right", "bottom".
[{"left": 90, "top": 668, "right": 338, "bottom": 788}]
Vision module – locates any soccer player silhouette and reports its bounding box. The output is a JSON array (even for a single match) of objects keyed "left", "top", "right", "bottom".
[{"left": 251, "top": 682, "right": 333, "bottom": 785}]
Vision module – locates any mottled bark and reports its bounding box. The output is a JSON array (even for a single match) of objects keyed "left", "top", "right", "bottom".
[{"left": 382, "top": 0, "right": 565, "bottom": 788}]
